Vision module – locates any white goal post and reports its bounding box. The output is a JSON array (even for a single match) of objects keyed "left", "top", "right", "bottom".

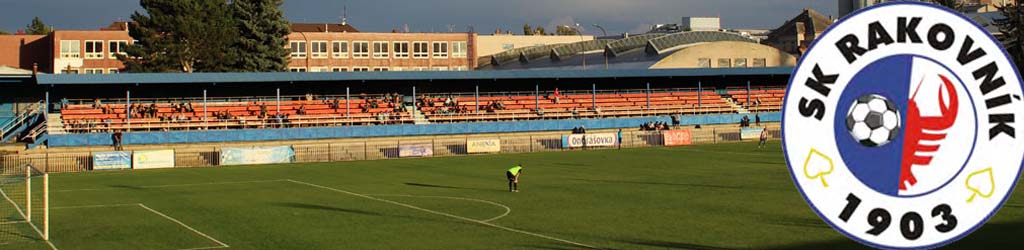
[{"left": 0, "top": 164, "right": 49, "bottom": 243}]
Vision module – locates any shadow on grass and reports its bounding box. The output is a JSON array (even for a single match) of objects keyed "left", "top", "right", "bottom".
[
  {"left": 404, "top": 182, "right": 497, "bottom": 192},
  {"left": 758, "top": 219, "right": 1024, "bottom": 250},
  {"left": 107, "top": 184, "right": 145, "bottom": 190},
  {"left": 273, "top": 202, "right": 384, "bottom": 216},
  {"left": 613, "top": 238, "right": 741, "bottom": 250},
  {"left": 568, "top": 178, "right": 746, "bottom": 190}
]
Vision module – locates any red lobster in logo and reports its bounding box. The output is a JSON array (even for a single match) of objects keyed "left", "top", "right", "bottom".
[{"left": 900, "top": 75, "right": 959, "bottom": 191}]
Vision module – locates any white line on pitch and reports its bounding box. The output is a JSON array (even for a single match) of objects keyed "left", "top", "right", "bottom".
[
  {"left": 52, "top": 179, "right": 288, "bottom": 193},
  {"left": 286, "top": 179, "right": 598, "bottom": 249},
  {"left": 364, "top": 194, "right": 512, "bottom": 222},
  {"left": 137, "top": 204, "right": 230, "bottom": 250}
]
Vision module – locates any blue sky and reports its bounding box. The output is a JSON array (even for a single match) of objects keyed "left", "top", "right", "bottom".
[{"left": 0, "top": 0, "right": 836, "bottom": 35}]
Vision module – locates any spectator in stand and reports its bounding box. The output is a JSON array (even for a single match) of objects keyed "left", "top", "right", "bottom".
[
  {"left": 298, "top": 105, "right": 307, "bottom": 115},
  {"left": 571, "top": 107, "right": 579, "bottom": 119},
  {"left": 579, "top": 125, "right": 587, "bottom": 134},
  {"left": 93, "top": 98, "right": 102, "bottom": 108},
  {"left": 185, "top": 102, "right": 194, "bottom": 113},
  {"left": 60, "top": 98, "right": 69, "bottom": 109},
  {"left": 553, "top": 88, "right": 561, "bottom": 104},
  {"left": 755, "top": 113, "right": 761, "bottom": 126},
  {"left": 149, "top": 103, "right": 158, "bottom": 118},
  {"left": 332, "top": 98, "right": 340, "bottom": 111},
  {"left": 671, "top": 115, "right": 680, "bottom": 127}
]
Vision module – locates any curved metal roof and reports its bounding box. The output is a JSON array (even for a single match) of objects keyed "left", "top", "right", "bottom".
[
  {"left": 605, "top": 34, "right": 665, "bottom": 57},
  {"left": 519, "top": 44, "right": 560, "bottom": 63},
  {"left": 550, "top": 39, "right": 615, "bottom": 61},
  {"left": 645, "top": 31, "right": 757, "bottom": 55}
]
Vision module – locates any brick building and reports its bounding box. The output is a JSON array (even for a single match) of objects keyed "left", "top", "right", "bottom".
[
  {"left": 0, "top": 22, "right": 132, "bottom": 74},
  {"left": 286, "top": 23, "right": 476, "bottom": 72}
]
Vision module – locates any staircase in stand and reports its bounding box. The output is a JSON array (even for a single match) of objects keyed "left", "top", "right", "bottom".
[
  {"left": 47, "top": 113, "right": 65, "bottom": 135},
  {"left": 407, "top": 106, "right": 430, "bottom": 125}
]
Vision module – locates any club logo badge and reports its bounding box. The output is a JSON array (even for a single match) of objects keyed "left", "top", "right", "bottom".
[{"left": 782, "top": 2, "right": 1024, "bottom": 249}]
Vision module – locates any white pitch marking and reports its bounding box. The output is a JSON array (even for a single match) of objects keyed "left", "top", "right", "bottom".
[
  {"left": 52, "top": 179, "right": 288, "bottom": 193},
  {"left": 51, "top": 203, "right": 229, "bottom": 250},
  {"left": 0, "top": 188, "right": 53, "bottom": 250},
  {"left": 137, "top": 204, "right": 230, "bottom": 250},
  {"left": 364, "top": 194, "right": 512, "bottom": 222},
  {"left": 286, "top": 179, "right": 598, "bottom": 249}
]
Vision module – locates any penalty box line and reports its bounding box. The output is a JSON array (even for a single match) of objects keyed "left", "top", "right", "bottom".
[
  {"left": 50, "top": 203, "right": 229, "bottom": 250},
  {"left": 285, "top": 179, "right": 600, "bottom": 249}
]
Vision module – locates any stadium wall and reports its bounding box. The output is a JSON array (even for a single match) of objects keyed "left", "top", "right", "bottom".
[{"left": 48, "top": 113, "right": 780, "bottom": 147}]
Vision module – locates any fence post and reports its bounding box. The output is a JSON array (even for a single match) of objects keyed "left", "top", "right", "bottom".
[
  {"left": 529, "top": 135, "right": 533, "bottom": 153},
  {"left": 713, "top": 128, "right": 717, "bottom": 144}
]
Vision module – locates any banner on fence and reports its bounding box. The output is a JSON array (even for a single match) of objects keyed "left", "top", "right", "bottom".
[
  {"left": 741, "top": 127, "right": 765, "bottom": 140},
  {"left": 562, "top": 133, "right": 618, "bottom": 148},
  {"left": 467, "top": 139, "right": 501, "bottom": 153},
  {"left": 663, "top": 130, "right": 693, "bottom": 146},
  {"left": 399, "top": 144, "right": 434, "bottom": 158},
  {"left": 220, "top": 146, "right": 295, "bottom": 166},
  {"left": 132, "top": 149, "right": 175, "bottom": 169},
  {"left": 93, "top": 151, "right": 131, "bottom": 170}
]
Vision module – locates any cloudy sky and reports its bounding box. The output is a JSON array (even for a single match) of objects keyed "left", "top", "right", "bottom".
[{"left": 0, "top": 0, "right": 836, "bottom": 35}]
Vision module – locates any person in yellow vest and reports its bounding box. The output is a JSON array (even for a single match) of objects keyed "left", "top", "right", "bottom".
[{"left": 506, "top": 164, "right": 523, "bottom": 192}]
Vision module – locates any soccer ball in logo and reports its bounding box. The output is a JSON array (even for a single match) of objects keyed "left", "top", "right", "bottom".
[{"left": 845, "top": 94, "right": 901, "bottom": 147}]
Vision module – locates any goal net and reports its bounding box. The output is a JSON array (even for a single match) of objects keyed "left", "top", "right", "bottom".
[{"left": 0, "top": 164, "right": 48, "bottom": 245}]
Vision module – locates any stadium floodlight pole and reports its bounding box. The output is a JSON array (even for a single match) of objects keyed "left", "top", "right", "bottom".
[
  {"left": 203, "top": 89, "right": 207, "bottom": 125},
  {"left": 44, "top": 91, "right": 49, "bottom": 114},
  {"left": 746, "top": 81, "right": 751, "bottom": 108},
  {"left": 698, "top": 81, "right": 702, "bottom": 110},
  {"left": 574, "top": 23, "right": 586, "bottom": 71},
  {"left": 535, "top": 84, "right": 540, "bottom": 111},
  {"left": 646, "top": 82, "right": 651, "bottom": 111},
  {"left": 346, "top": 87, "right": 350, "bottom": 120},
  {"left": 474, "top": 85, "right": 479, "bottom": 114},
  {"left": 592, "top": 83, "right": 597, "bottom": 110},
  {"left": 592, "top": 24, "right": 607, "bottom": 37},
  {"left": 126, "top": 90, "right": 131, "bottom": 129},
  {"left": 276, "top": 88, "right": 281, "bottom": 114}
]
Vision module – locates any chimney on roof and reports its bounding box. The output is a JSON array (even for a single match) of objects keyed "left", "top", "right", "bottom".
[{"left": 32, "top": 63, "right": 38, "bottom": 76}]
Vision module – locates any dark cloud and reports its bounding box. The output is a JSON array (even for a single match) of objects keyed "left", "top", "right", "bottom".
[{"left": 0, "top": 0, "right": 835, "bottom": 34}]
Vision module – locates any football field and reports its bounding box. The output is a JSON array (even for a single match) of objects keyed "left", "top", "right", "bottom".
[{"left": 7, "top": 141, "right": 1024, "bottom": 249}]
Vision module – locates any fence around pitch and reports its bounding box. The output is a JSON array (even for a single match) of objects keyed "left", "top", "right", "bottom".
[{"left": 1, "top": 127, "right": 779, "bottom": 173}]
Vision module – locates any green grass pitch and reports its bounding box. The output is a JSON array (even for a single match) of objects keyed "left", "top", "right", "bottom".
[{"left": 7, "top": 141, "right": 1024, "bottom": 249}]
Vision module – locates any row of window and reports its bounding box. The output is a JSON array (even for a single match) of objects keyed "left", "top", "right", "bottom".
[
  {"left": 289, "top": 66, "right": 470, "bottom": 72},
  {"left": 60, "top": 40, "right": 130, "bottom": 59},
  {"left": 61, "top": 68, "right": 121, "bottom": 74},
  {"left": 290, "top": 41, "right": 468, "bottom": 59},
  {"left": 696, "top": 58, "right": 769, "bottom": 68}
]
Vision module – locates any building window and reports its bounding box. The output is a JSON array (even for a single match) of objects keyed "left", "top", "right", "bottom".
[
  {"left": 734, "top": 58, "right": 748, "bottom": 68},
  {"left": 452, "top": 41, "right": 468, "bottom": 58},
  {"left": 84, "top": 40, "right": 104, "bottom": 59},
  {"left": 108, "top": 40, "right": 128, "bottom": 59},
  {"left": 353, "top": 41, "right": 369, "bottom": 58},
  {"left": 289, "top": 67, "right": 307, "bottom": 72},
  {"left": 717, "top": 58, "right": 731, "bottom": 68},
  {"left": 60, "top": 40, "right": 81, "bottom": 58},
  {"left": 108, "top": 68, "right": 120, "bottom": 74},
  {"left": 412, "top": 42, "right": 429, "bottom": 58},
  {"left": 391, "top": 67, "right": 404, "bottom": 71},
  {"left": 83, "top": 68, "right": 103, "bottom": 74},
  {"left": 311, "top": 41, "right": 328, "bottom": 58},
  {"left": 410, "top": 67, "right": 428, "bottom": 71},
  {"left": 432, "top": 42, "right": 448, "bottom": 58},
  {"left": 501, "top": 44, "right": 514, "bottom": 50},
  {"left": 61, "top": 68, "right": 79, "bottom": 74},
  {"left": 352, "top": 67, "right": 370, "bottom": 72},
  {"left": 332, "top": 67, "right": 348, "bottom": 72},
  {"left": 309, "top": 67, "right": 329, "bottom": 72},
  {"left": 452, "top": 66, "right": 469, "bottom": 71},
  {"left": 753, "top": 58, "right": 767, "bottom": 67},
  {"left": 431, "top": 66, "right": 449, "bottom": 71},
  {"left": 332, "top": 41, "right": 348, "bottom": 58},
  {"left": 393, "top": 42, "right": 409, "bottom": 58},
  {"left": 290, "top": 41, "right": 307, "bottom": 58},
  {"left": 372, "top": 67, "right": 389, "bottom": 72},
  {"left": 373, "top": 41, "right": 389, "bottom": 58},
  {"left": 697, "top": 58, "right": 711, "bottom": 68}
]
